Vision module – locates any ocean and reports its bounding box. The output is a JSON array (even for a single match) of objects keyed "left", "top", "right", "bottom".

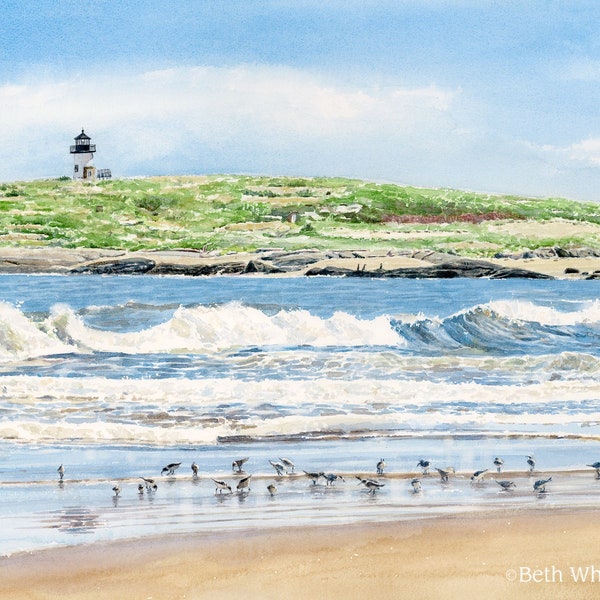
[{"left": 1, "top": 274, "right": 600, "bottom": 556}]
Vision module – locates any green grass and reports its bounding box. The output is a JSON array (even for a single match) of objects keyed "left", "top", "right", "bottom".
[{"left": 0, "top": 174, "right": 598, "bottom": 256}]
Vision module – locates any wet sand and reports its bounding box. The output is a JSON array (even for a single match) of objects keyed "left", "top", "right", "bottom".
[{"left": 1, "top": 509, "right": 599, "bottom": 600}]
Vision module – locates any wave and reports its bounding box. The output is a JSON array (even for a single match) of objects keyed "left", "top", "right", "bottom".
[
  {"left": 1, "top": 298, "right": 600, "bottom": 361},
  {"left": 1, "top": 375, "right": 599, "bottom": 445}
]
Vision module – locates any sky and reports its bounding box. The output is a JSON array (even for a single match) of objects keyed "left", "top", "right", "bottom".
[{"left": 1, "top": 0, "right": 599, "bottom": 201}]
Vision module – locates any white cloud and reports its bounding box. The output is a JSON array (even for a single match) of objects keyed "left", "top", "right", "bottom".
[{"left": 0, "top": 64, "right": 464, "bottom": 179}]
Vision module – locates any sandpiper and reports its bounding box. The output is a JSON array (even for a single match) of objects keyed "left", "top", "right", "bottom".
[
  {"left": 417, "top": 459, "right": 430, "bottom": 475},
  {"left": 137, "top": 483, "right": 145, "bottom": 495},
  {"left": 362, "top": 480, "right": 385, "bottom": 493},
  {"left": 586, "top": 462, "right": 600, "bottom": 479},
  {"left": 112, "top": 484, "right": 121, "bottom": 497},
  {"left": 323, "top": 473, "right": 345, "bottom": 486},
  {"left": 212, "top": 478, "right": 233, "bottom": 494},
  {"left": 411, "top": 478, "right": 422, "bottom": 493},
  {"left": 232, "top": 457, "right": 249, "bottom": 473},
  {"left": 267, "top": 483, "right": 277, "bottom": 496},
  {"left": 140, "top": 477, "right": 156, "bottom": 492},
  {"left": 495, "top": 480, "right": 516, "bottom": 491},
  {"left": 161, "top": 462, "right": 181, "bottom": 476},
  {"left": 303, "top": 470, "right": 325, "bottom": 485},
  {"left": 376, "top": 459, "right": 386, "bottom": 475},
  {"left": 470, "top": 469, "right": 488, "bottom": 483},
  {"left": 436, "top": 467, "right": 451, "bottom": 483},
  {"left": 269, "top": 460, "right": 285, "bottom": 476},
  {"left": 493, "top": 457, "right": 504, "bottom": 472},
  {"left": 527, "top": 456, "right": 536, "bottom": 472},
  {"left": 533, "top": 477, "right": 552, "bottom": 493},
  {"left": 237, "top": 475, "right": 252, "bottom": 493},
  {"left": 57, "top": 464, "right": 65, "bottom": 481},
  {"left": 279, "top": 457, "right": 295, "bottom": 473},
  {"left": 191, "top": 462, "right": 199, "bottom": 477}
]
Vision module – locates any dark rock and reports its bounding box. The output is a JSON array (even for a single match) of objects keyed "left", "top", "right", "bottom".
[
  {"left": 150, "top": 261, "right": 247, "bottom": 276},
  {"left": 564, "top": 267, "right": 580, "bottom": 274},
  {"left": 71, "top": 258, "right": 156, "bottom": 275}
]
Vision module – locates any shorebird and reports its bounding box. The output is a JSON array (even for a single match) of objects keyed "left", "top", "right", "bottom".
[
  {"left": 269, "top": 460, "right": 286, "bottom": 476},
  {"left": 112, "top": 484, "right": 121, "bottom": 497},
  {"left": 303, "top": 470, "right": 325, "bottom": 485},
  {"left": 360, "top": 479, "right": 385, "bottom": 494},
  {"left": 161, "top": 462, "right": 182, "bottom": 476},
  {"left": 323, "top": 473, "right": 345, "bottom": 486},
  {"left": 493, "top": 457, "right": 504, "bottom": 472},
  {"left": 470, "top": 469, "right": 488, "bottom": 483},
  {"left": 191, "top": 462, "right": 199, "bottom": 477},
  {"left": 355, "top": 475, "right": 378, "bottom": 486},
  {"left": 212, "top": 478, "right": 233, "bottom": 494},
  {"left": 232, "top": 457, "right": 249, "bottom": 473},
  {"left": 411, "top": 478, "right": 422, "bottom": 493},
  {"left": 436, "top": 467, "right": 452, "bottom": 483},
  {"left": 417, "top": 459, "right": 430, "bottom": 475},
  {"left": 533, "top": 477, "right": 552, "bottom": 493},
  {"left": 267, "top": 484, "right": 277, "bottom": 496},
  {"left": 495, "top": 480, "right": 516, "bottom": 491},
  {"left": 237, "top": 475, "right": 252, "bottom": 493},
  {"left": 586, "top": 462, "right": 600, "bottom": 479},
  {"left": 527, "top": 456, "right": 536, "bottom": 472},
  {"left": 57, "top": 464, "right": 64, "bottom": 481},
  {"left": 137, "top": 483, "right": 145, "bottom": 495},
  {"left": 376, "top": 459, "right": 386, "bottom": 475},
  {"left": 279, "top": 457, "right": 295, "bottom": 473},
  {"left": 140, "top": 477, "right": 157, "bottom": 492}
]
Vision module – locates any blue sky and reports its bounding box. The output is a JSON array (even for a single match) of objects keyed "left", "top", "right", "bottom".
[{"left": 1, "top": 1, "right": 599, "bottom": 200}]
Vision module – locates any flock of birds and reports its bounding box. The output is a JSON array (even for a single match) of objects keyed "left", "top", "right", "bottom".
[{"left": 53, "top": 454, "right": 600, "bottom": 499}]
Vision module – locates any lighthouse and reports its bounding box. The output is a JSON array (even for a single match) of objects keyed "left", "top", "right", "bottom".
[{"left": 70, "top": 129, "right": 96, "bottom": 180}]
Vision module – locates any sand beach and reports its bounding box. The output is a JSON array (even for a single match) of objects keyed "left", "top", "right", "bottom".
[{"left": 1, "top": 509, "right": 599, "bottom": 600}]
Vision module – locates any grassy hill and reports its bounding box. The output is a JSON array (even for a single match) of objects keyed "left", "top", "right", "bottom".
[{"left": 1, "top": 175, "right": 600, "bottom": 257}]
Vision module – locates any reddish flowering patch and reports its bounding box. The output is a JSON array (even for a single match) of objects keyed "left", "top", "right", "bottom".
[{"left": 382, "top": 211, "right": 523, "bottom": 224}]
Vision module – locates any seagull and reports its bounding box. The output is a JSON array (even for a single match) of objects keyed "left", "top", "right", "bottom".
[
  {"left": 493, "top": 457, "right": 504, "bottom": 472},
  {"left": 267, "top": 484, "right": 277, "bottom": 496},
  {"left": 232, "top": 457, "right": 249, "bottom": 473},
  {"left": 411, "top": 478, "right": 422, "bottom": 493},
  {"left": 191, "top": 462, "right": 199, "bottom": 477},
  {"left": 212, "top": 478, "right": 233, "bottom": 494},
  {"left": 140, "top": 477, "right": 156, "bottom": 492},
  {"left": 323, "top": 473, "right": 345, "bottom": 486},
  {"left": 57, "top": 464, "right": 65, "bottom": 481},
  {"left": 376, "top": 459, "right": 386, "bottom": 475},
  {"left": 470, "top": 469, "right": 488, "bottom": 483},
  {"left": 303, "top": 470, "right": 325, "bottom": 485},
  {"left": 533, "top": 477, "right": 552, "bottom": 493},
  {"left": 269, "top": 460, "right": 285, "bottom": 476},
  {"left": 112, "top": 484, "right": 121, "bottom": 497},
  {"left": 279, "top": 457, "right": 295, "bottom": 473},
  {"left": 527, "top": 456, "right": 536, "bottom": 472},
  {"left": 495, "top": 480, "right": 516, "bottom": 491},
  {"left": 237, "top": 475, "right": 252, "bottom": 493},
  {"left": 417, "top": 459, "right": 430, "bottom": 475},
  {"left": 161, "top": 462, "right": 182, "bottom": 476},
  {"left": 586, "top": 462, "right": 600, "bottom": 479}
]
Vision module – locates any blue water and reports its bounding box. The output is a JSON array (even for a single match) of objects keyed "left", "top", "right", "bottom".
[{"left": 1, "top": 274, "right": 600, "bottom": 555}]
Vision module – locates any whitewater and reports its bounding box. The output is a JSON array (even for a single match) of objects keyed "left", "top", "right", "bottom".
[{"left": 1, "top": 274, "right": 600, "bottom": 555}]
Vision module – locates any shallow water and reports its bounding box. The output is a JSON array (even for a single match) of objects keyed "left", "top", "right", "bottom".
[{"left": 1, "top": 275, "right": 600, "bottom": 554}]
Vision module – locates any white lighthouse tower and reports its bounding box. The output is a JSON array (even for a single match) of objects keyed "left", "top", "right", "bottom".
[{"left": 70, "top": 129, "right": 96, "bottom": 180}]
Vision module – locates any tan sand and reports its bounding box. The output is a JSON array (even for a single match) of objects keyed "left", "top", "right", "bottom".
[{"left": 1, "top": 510, "right": 599, "bottom": 599}]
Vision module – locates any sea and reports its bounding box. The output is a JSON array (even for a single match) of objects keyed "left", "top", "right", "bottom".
[{"left": 1, "top": 274, "right": 600, "bottom": 556}]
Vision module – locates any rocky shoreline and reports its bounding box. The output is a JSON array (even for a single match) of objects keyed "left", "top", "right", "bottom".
[{"left": 1, "top": 245, "right": 600, "bottom": 279}]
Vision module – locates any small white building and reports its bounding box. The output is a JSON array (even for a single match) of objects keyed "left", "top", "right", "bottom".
[{"left": 70, "top": 129, "right": 96, "bottom": 180}]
